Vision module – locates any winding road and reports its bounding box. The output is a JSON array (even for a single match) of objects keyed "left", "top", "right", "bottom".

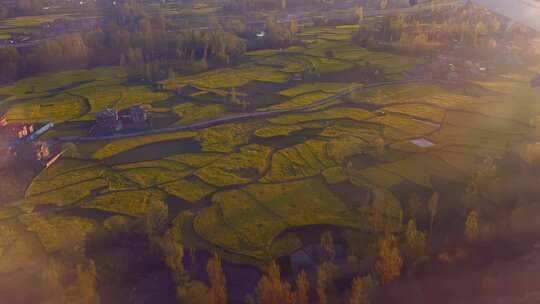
[{"left": 56, "top": 79, "right": 424, "bottom": 143}]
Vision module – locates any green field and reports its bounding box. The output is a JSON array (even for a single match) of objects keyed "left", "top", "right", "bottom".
[{"left": 0, "top": 24, "right": 538, "bottom": 272}]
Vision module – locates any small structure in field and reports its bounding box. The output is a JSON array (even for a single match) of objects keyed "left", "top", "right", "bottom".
[{"left": 410, "top": 138, "right": 435, "bottom": 148}]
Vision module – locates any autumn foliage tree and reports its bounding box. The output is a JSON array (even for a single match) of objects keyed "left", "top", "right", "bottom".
[
  {"left": 207, "top": 254, "right": 227, "bottom": 304},
  {"left": 465, "top": 210, "right": 479, "bottom": 242},
  {"left": 255, "top": 262, "right": 295, "bottom": 304},
  {"left": 295, "top": 270, "right": 309, "bottom": 304},
  {"left": 375, "top": 234, "right": 403, "bottom": 285},
  {"left": 405, "top": 219, "right": 426, "bottom": 261},
  {"left": 428, "top": 192, "right": 438, "bottom": 232},
  {"left": 317, "top": 261, "right": 336, "bottom": 304},
  {"left": 321, "top": 231, "right": 336, "bottom": 262}
]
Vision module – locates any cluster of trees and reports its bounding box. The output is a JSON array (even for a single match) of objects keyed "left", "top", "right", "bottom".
[
  {"left": 353, "top": 5, "right": 505, "bottom": 55},
  {"left": 0, "top": 0, "right": 302, "bottom": 84},
  {"left": 28, "top": 138, "right": 540, "bottom": 304}
]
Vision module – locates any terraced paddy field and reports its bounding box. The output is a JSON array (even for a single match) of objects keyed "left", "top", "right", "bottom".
[{"left": 0, "top": 24, "right": 539, "bottom": 288}]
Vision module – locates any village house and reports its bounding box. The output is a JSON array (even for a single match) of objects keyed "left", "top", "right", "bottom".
[
  {"left": 94, "top": 108, "right": 122, "bottom": 134},
  {"left": 120, "top": 105, "right": 148, "bottom": 125},
  {"left": 0, "top": 121, "right": 35, "bottom": 140}
]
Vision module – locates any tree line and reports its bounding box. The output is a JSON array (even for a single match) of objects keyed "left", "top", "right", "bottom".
[{"left": 0, "top": 0, "right": 300, "bottom": 84}]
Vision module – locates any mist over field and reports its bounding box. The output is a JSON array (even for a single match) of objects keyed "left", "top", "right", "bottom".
[{"left": 0, "top": 0, "right": 540, "bottom": 303}]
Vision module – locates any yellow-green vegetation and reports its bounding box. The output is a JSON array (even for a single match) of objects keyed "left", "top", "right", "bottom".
[
  {"left": 92, "top": 131, "right": 197, "bottom": 159},
  {"left": 269, "top": 107, "right": 373, "bottom": 125},
  {"left": 115, "top": 86, "right": 171, "bottom": 110},
  {"left": 166, "top": 152, "right": 224, "bottom": 167},
  {"left": 369, "top": 114, "right": 439, "bottom": 140},
  {"left": 353, "top": 166, "right": 404, "bottom": 188},
  {"left": 262, "top": 92, "right": 334, "bottom": 111},
  {"left": 18, "top": 213, "right": 96, "bottom": 253},
  {"left": 26, "top": 163, "right": 107, "bottom": 196},
  {"left": 307, "top": 56, "right": 354, "bottom": 73},
  {"left": 379, "top": 154, "right": 464, "bottom": 187},
  {"left": 5, "top": 93, "right": 87, "bottom": 123},
  {"left": 381, "top": 103, "right": 445, "bottom": 122},
  {"left": 0, "top": 219, "right": 46, "bottom": 273},
  {"left": 195, "top": 123, "right": 253, "bottom": 152},
  {"left": 83, "top": 189, "right": 166, "bottom": 217},
  {"left": 278, "top": 82, "right": 351, "bottom": 97},
  {"left": 17, "top": 178, "right": 108, "bottom": 212},
  {"left": 172, "top": 103, "right": 228, "bottom": 125},
  {"left": 117, "top": 160, "right": 193, "bottom": 187},
  {"left": 262, "top": 139, "right": 335, "bottom": 182},
  {"left": 0, "top": 66, "right": 125, "bottom": 97},
  {"left": 194, "top": 178, "right": 359, "bottom": 260},
  {"left": 363, "top": 83, "right": 449, "bottom": 105},
  {"left": 254, "top": 124, "right": 302, "bottom": 138},
  {"left": 35, "top": 159, "right": 99, "bottom": 180},
  {"left": 196, "top": 144, "right": 272, "bottom": 186},
  {"left": 167, "top": 64, "right": 290, "bottom": 89},
  {"left": 322, "top": 166, "right": 348, "bottom": 184},
  {"left": 159, "top": 178, "right": 216, "bottom": 203},
  {"left": 0, "top": 14, "right": 70, "bottom": 27}
]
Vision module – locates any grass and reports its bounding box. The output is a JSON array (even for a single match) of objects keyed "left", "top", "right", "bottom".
[
  {"left": 92, "top": 131, "right": 197, "bottom": 159},
  {"left": 0, "top": 14, "right": 70, "bottom": 27},
  {"left": 354, "top": 166, "right": 404, "bottom": 188},
  {"left": 322, "top": 166, "right": 348, "bottom": 184},
  {"left": 0, "top": 66, "right": 125, "bottom": 97},
  {"left": 18, "top": 213, "right": 96, "bottom": 253},
  {"left": 369, "top": 114, "right": 440, "bottom": 139},
  {"left": 159, "top": 178, "right": 216, "bottom": 203},
  {"left": 115, "top": 86, "right": 171, "bottom": 110},
  {"left": 269, "top": 107, "right": 373, "bottom": 125},
  {"left": 122, "top": 167, "right": 191, "bottom": 188},
  {"left": 26, "top": 164, "right": 107, "bottom": 197},
  {"left": 17, "top": 178, "right": 108, "bottom": 212},
  {"left": 195, "top": 123, "right": 253, "bottom": 153},
  {"left": 194, "top": 178, "right": 359, "bottom": 260},
  {"left": 195, "top": 144, "right": 272, "bottom": 187},
  {"left": 278, "top": 82, "right": 351, "bottom": 97},
  {"left": 381, "top": 103, "right": 445, "bottom": 122},
  {"left": 166, "top": 152, "right": 224, "bottom": 167},
  {"left": 254, "top": 125, "right": 302, "bottom": 138},
  {"left": 82, "top": 189, "right": 167, "bottom": 217},
  {"left": 261, "top": 92, "right": 334, "bottom": 111},
  {"left": 262, "top": 139, "right": 336, "bottom": 182},
  {"left": 167, "top": 64, "right": 290, "bottom": 89},
  {"left": 172, "top": 103, "right": 228, "bottom": 125},
  {"left": 0, "top": 219, "right": 45, "bottom": 273},
  {"left": 5, "top": 93, "right": 88, "bottom": 124}
]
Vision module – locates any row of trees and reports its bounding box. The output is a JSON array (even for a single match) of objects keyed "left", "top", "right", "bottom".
[{"left": 353, "top": 5, "right": 505, "bottom": 55}]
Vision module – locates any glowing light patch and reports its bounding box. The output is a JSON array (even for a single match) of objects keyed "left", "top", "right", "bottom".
[{"left": 472, "top": 0, "right": 540, "bottom": 32}]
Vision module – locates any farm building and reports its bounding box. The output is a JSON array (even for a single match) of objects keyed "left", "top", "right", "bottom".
[
  {"left": 10, "top": 139, "right": 64, "bottom": 169},
  {"left": 0, "top": 122, "right": 35, "bottom": 140},
  {"left": 119, "top": 105, "right": 148, "bottom": 124},
  {"left": 95, "top": 108, "right": 122, "bottom": 133}
]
